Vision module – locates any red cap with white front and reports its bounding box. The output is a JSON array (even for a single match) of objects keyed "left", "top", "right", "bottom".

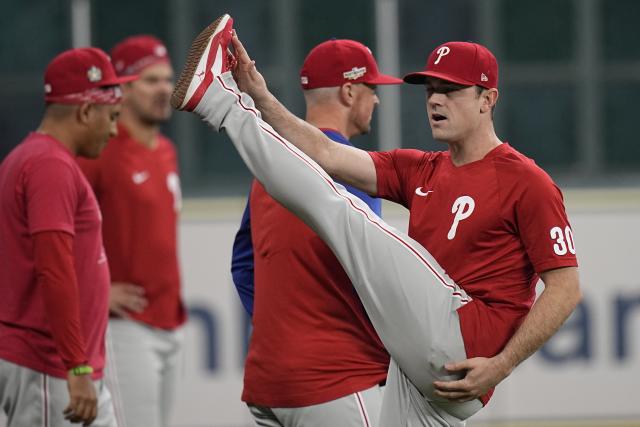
[
  {"left": 404, "top": 41, "right": 498, "bottom": 89},
  {"left": 111, "top": 35, "right": 171, "bottom": 77},
  {"left": 300, "top": 39, "right": 402, "bottom": 89},
  {"left": 44, "top": 47, "right": 137, "bottom": 104}
]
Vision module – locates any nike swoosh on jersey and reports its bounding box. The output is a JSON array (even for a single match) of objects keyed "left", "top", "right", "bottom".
[
  {"left": 132, "top": 171, "right": 150, "bottom": 185},
  {"left": 415, "top": 187, "right": 434, "bottom": 197}
]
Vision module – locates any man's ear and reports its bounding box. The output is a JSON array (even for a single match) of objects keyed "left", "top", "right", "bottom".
[
  {"left": 338, "top": 83, "right": 355, "bottom": 107},
  {"left": 77, "top": 102, "right": 93, "bottom": 125},
  {"left": 480, "top": 88, "right": 499, "bottom": 113}
]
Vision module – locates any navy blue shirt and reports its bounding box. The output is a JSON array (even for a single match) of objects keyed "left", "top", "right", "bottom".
[{"left": 230, "top": 129, "right": 382, "bottom": 315}]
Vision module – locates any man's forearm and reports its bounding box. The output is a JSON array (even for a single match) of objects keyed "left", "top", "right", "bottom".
[
  {"left": 33, "top": 231, "right": 89, "bottom": 370},
  {"left": 255, "top": 92, "right": 378, "bottom": 194},
  {"left": 496, "top": 267, "right": 581, "bottom": 373}
]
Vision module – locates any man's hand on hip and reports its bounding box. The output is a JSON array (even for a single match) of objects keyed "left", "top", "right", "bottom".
[
  {"left": 109, "top": 282, "right": 147, "bottom": 318},
  {"left": 432, "top": 355, "right": 512, "bottom": 402}
]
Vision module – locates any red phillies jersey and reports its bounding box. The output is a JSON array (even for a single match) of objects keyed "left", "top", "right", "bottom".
[
  {"left": 77, "top": 124, "right": 185, "bottom": 330},
  {"left": 371, "top": 143, "right": 578, "bottom": 404},
  {"left": 242, "top": 181, "right": 389, "bottom": 407},
  {"left": 0, "top": 133, "right": 110, "bottom": 379}
]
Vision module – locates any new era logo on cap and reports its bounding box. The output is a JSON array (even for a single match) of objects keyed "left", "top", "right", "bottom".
[
  {"left": 404, "top": 41, "right": 498, "bottom": 89},
  {"left": 300, "top": 39, "right": 402, "bottom": 89}
]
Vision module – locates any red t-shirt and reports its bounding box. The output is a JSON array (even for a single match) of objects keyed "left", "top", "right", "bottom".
[
  {"left": 77, "top": 124, "right": 185, "bottom": 330},
  {"left": 242, "top": 181, "right": 389, "bottom": 407},
  {"left": 370, "top": 143, "right": 578, "bottom": 404},
  {"left": 0, "top": 132, "right": 110, "bottom": 379}
]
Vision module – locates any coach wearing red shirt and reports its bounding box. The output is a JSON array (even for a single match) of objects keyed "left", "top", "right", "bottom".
[
  {"left": 231, "top": 40, "right": 402, "bottom": 426},
  {"left": 77, "top": 35, "right": 184, "bottom": 427},
  {"left": 0, "top": 47, "right": 134, "bottom": 426}
]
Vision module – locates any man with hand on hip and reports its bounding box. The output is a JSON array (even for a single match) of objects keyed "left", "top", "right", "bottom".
[{"left": 78, "top": 35, "right": 185, "bottom": 427}]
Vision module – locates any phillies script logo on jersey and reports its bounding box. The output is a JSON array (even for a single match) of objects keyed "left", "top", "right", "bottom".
[{"left": 447, "top": 196, "right": 475, "bottom": 240}]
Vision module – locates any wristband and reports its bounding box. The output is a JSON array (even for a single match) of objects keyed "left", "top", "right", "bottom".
[{"left": 69, "top": 365, "right": 93, "bottom": 376}]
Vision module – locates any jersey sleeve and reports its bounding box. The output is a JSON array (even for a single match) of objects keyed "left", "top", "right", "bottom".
[
  {"left": 231, "top": 194, "right": 255, "bottom": 316},
  {"left": 511, "top": 168, "right": 578, "bottom": 273},
  {"left": 33, "top": 230, "right": 89, "bottom": 370},
  {"left": 25, "top": 157, "right": 79, "bottom": 235},
  {"left": 369, "top": 149, "right": 427, "bottom": 208}
]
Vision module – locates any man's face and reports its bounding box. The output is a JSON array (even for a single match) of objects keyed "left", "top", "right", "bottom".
[
  {"left": 78, "top": 102, "right": 120, "bottom": 158},
  {"left": 122, "top": 62, "right": 174, "bottom": 124},
  {"left": 425, "top": 77, "right": 484, "bottom": 143},
  {"left": 349, "top": 83, "right": 379, "bottom": 136}
]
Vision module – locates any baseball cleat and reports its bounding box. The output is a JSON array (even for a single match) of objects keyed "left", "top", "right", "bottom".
[{"left": 171, "top": 14, "right": 235, "bottom": 111}]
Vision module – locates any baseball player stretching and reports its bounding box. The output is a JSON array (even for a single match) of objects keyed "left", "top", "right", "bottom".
[
  {"left": 77, "top": 35, "right": 185, "bottom": 427},
  {"left": 172, "top": 15, "right": 581, "bottom": 426},
  {"left": 0, "top": 48, "right": 134, "bottom": 426},
  {"left": 231, "top": 39, "right": 401, "bottom": 426}
]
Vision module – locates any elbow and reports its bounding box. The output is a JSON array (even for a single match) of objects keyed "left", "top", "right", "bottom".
[
  {"left": 571, "top": 287, "right": 583, "bottom": 311},
  {"left": 568, "top": 278, "right": 583, "bottom": 310}
]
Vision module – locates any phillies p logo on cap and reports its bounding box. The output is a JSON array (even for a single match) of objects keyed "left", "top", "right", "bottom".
[{"left": 434, "top": 46, "right": 450, "bottom": 65}]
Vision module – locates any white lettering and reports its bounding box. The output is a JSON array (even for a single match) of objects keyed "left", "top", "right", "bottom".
[
  {"left": 447, "top": 196, "right": 475, "bottom": 240},
  {"left": 434, "top": 46, "right": 451, "bottom": 65},
  {"left": 552, "top": 225, "right": 576, "bottom": 255},
  {"left": 551, "top": 226, "right": 568, "bottom": 255}
]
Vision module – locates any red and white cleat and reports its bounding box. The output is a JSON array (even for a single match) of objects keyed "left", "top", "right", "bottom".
[{"left": 171, "top": 14, "right": 235, "bottom": 111}]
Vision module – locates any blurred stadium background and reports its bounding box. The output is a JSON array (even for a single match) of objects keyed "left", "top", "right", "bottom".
[{"left": 1, "top": 0, "right": 639, "bottom": 426}]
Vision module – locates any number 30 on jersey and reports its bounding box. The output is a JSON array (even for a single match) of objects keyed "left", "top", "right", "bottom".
[{"left": 550, "top": 226, "right": 576, "bottom": 256}]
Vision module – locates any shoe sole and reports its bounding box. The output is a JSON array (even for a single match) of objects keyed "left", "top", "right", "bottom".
[{"left": 171, "top": 14, "right": 230, "bottom": 110}]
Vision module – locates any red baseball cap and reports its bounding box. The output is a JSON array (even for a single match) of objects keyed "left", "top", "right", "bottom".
[
  {"left": 111, "top": 35, "right": 171, "bottom": 77},
  {"left": 44, "top": 47, "right": 137, "bottom": 104},
  {"left": 404, "top": 41, "right": 498, "bottom": 89},
  {"left": 300, "top": 39, "right": 402, "bottom": 89}
]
